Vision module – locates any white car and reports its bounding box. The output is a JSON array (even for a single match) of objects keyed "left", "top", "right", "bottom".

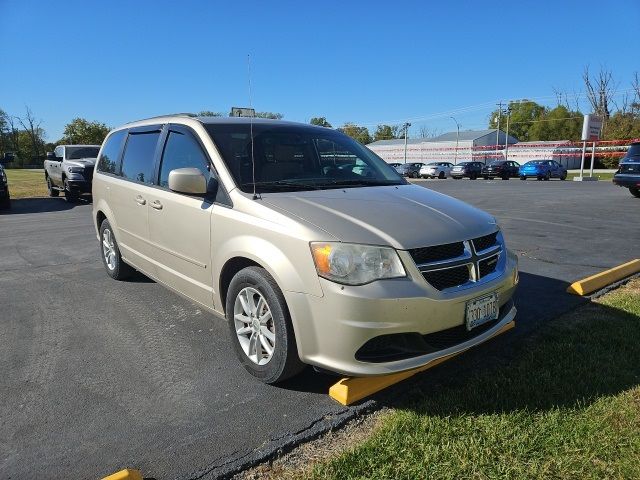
[{"left": 420, "top": 162, "right": 454, "bottom": 179}]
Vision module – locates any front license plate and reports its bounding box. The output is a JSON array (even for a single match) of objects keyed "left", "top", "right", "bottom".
[{"left": 466, "top": 292, "right": 499, "bottom": 330}]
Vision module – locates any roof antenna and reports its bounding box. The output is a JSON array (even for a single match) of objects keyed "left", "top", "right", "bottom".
[{"left": 248, "top": 54, "right": 258, "bottom": 200}]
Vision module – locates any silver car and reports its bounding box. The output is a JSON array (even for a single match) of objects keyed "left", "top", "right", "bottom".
[{"left": 92, "top": 116, "right": 518, "bottom": 383}]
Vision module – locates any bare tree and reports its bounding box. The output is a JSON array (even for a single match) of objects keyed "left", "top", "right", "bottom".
[
  {"left": 419, "top": 126, "right": 441, "bottom": 138},
  {"left": 582, "top": 66, "right": 615, "bottom": 118},
  {"left": 631, "top": 72, "right": 640, "bottom": 113},
  {"left": 17, "top": 106, "right": 45, "bottom": 160}
]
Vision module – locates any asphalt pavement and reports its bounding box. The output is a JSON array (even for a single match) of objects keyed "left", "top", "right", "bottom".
[{"left": 1, "top": 179, "right": 638, "bottom": 479}]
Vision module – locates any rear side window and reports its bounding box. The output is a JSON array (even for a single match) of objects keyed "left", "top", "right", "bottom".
[
  {"left": 121, "top": 132, "right": 160, "bottom": 184},
  {"left": 158, "top": 130, "right": 210, "bottom": 188},
  {"left": 97, "top": 130, "right": 126, "bottom": 174}
]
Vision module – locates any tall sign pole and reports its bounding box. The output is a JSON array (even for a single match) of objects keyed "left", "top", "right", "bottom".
[
  {"left": 575, "top": 114, "right": 602, "bottom": 181},
  {"left": 403, "top": 122, "right": 411, "bottom": 164}
]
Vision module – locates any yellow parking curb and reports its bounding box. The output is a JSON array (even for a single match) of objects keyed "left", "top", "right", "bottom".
[
  {"left": 101, "top": 469, "right": 143, "bottom": 480},
  {"left": 329, "top": 320, "right": 515, "bottom": 405},
  {"left": 566, "top": 259, "right": 640, "bottom": 296}
]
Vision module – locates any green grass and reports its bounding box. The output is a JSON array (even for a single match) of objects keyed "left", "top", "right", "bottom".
[
  {"left": 5, "top": 169, "right": 49, "bottom": 198},
  {"left": 566, "top": 172, "right": 615, "bottom": 180},
  {"left": 301, "top": 280, "right": 640, "bottom": 479}
]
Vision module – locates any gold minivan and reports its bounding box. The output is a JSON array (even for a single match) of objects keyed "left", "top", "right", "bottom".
[{"left": 93, "top": 115, "right": 518, "bottom": 383}]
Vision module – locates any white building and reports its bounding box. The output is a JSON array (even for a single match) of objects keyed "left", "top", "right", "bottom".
[{"left": 367, "top": 129, "right": 519, "bottom": 164}]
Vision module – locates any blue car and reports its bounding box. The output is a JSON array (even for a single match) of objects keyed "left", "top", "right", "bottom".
[{"left": 519, "top": 160, "right": 567, "bottom": 181}]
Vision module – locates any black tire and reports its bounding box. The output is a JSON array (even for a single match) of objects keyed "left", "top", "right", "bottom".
[
  {"left": 483, "top": 175, "right": 489, "bottom": 180},
  {"left": 226, "top": 266, "right": 305, "bottom": 384},
  {"left": 64, "top": 178, "right": 79, "bottom": 202},
  {"left": 470, "top": 173, "right": 477, "bottom": 180},
  {"left": 544, "top": 172, "right": 551, "bottom": 181},
  {"left": 560, "top": 172, "right": 567, "bottom": 181},
  {"left": 502, "top": 173, "right": 509, "bottom": 180},
  {"left": 630, "top": 187, "right": 640, "bottom": 198},
  {"left": 536, "top": 175, "right": 542, "bottom": 181},
  {"left": 99, "top": 219, "right": 133, "bottom": 280},
  {"left": 520, "top": 176, "right": 526, "bottom": 181},
  {"left": 438, "top": 171, "right": 445, "bottom": 179},
  {"left": 0, "top": 195, "right": 10, "bottom": 210},
  {"left": 46, "top": 176, "right": 59, "bottom": 197}
]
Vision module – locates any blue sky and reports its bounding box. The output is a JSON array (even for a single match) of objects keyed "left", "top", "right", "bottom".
[{"left": 1, "top": 0, "right": 638, "bottom": 141}]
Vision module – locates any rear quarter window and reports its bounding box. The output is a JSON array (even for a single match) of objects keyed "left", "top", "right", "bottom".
[{"left": 97, "top": 130, "right": 126, "bottom": 174}]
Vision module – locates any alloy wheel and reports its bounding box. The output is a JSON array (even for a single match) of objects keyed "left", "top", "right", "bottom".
[
  {"left": 233, "top": 287, "right": 276, "bottom": 365},
  {"left": 102, "top": 228, "right": 117, "bottom": 271}
]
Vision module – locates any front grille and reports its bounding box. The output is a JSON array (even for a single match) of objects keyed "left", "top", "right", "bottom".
[
  {"left": 409, "top": 242, "right": 464, "bottom": 264},
  {"left": 478, "top": 255, "right": 499, "bottom": 277},
  {"left": 84, "top": 166, "right": 94, "bottom": 181},
  {"left": 473, "top": 232, "right": 498, "bottom": 252},
  {"left": 422, "top": 265, "right": 470, "bottom": 290}
]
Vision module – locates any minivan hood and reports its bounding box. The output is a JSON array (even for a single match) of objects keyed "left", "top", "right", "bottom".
[{"left": 260, "top": 184, "right": 497, "bottom": 250}]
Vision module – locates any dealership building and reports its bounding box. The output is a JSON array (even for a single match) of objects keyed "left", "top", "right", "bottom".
[{"left": 367, "top": 129, "right": 583, "bottom": 168}]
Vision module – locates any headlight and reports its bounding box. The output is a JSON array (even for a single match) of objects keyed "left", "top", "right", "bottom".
[
  {"left": 310, "top": 242, "right": 406, "bottom": 285},
  {"left": 67, "top": 166, "right": 84, "bottom": 173}
]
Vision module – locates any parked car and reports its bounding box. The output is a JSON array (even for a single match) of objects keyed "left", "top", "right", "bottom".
[
  {"left": 613, "top": 142, "right": 640, "bottom": 198},
  {"left": 482, "top": 160, "right": 520, "bottom": 180},
  {"left": 44, "top": 144, "right": 101, "bottom": 201},
  {"left": 450, "top": 161, "right": 484, "bottom": 180},
  {"left": 388, "top": 162, "right": 401, "bottom": 169},
  {"left": 93, "top": 115, "right": 518, "bottom": 384},
  {"left": 0, "top": 162, "right": 10, "bottom": 209},
  {"left": 396, "top": 162, "right": 426, "bottom": 178},
  {"left": 420, "top": 162, "right": 454, "bottom": 179},
  {"left": 519, "top": 160, "right": 567, "bottom": 181}
]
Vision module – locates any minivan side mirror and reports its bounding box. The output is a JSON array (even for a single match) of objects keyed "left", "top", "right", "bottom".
[{"left": 168, "top": 168, "right": 208, "bottom": 195}]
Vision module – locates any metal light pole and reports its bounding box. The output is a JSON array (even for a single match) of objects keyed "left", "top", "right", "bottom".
[
  {"left": 403, "top": 122, "right": 411, "bottom": 164},
  {"left": 504, "top": 106, "right": 511, "bottom": 161},
  {"left": 450, "top": 116, "right": 460, "bottom": 164},
  {"left": 495, "top": 102, "right": 503, "bottom": 163}
]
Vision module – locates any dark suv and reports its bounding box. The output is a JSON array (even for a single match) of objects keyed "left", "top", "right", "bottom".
[
  {"left": 450, "top": 161, "right": 484, "bottom": 180},
  {"left": 397, "top": 162, "right": 426, "bottom": 178},
  {"left": 482, "top": 160, "right": 520, "bottom": 180},
  {"left": 0, "top": 162, "right": 10, "bottom": 209},
  {"left": 613, "top": 142, "right": 640, "bottom": 198}
]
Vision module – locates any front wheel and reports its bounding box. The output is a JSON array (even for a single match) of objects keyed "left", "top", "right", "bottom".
[
  {"left": 483, "top": 175, "right": 489, "bottom": 180},
  {"left": 520, "top": 176, "right": 526, "bottom": 181},
  {"left": 64, "top": 178, "right": 79, "bottom": 202},
  {"left": 544, "top": 172, "right": 551, "bottom": 181},
  {"left": 560, "top": 172, "right": 567, "bottom": 181},
  {"left": 438, "top": 171, "right": 445, "bottom": 179},
  {"left": 226, "top": 266, "right": 305, "bottom": 384},
  {"left": 630, "top": 187, "right": 640, "bottom": 198}
]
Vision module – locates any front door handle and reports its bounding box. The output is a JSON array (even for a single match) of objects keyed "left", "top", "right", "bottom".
[
  {"left": 150, "top": 200, "right": 163, "bottom": 210},
  {"left": 135, "top": 195, "right": 146, "bottom": 206}
]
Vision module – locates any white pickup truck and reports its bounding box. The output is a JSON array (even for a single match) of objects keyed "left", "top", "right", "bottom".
[{"left": 44, "top": 144, "right": 100, "bottom": 201}]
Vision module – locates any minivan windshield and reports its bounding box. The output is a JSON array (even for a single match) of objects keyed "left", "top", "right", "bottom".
[
  {"left": 66, "top": 146, "right": 100, "bottom": 160},
  {"left": 205, "top": 123, "right": 406, "bottom": 193}
]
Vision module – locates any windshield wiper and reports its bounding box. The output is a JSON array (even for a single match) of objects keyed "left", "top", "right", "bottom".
[
  {"left": 242, "top": 180, "right": 322, "bottom": 191},
  {"left": 316, "top": 179, "right": 402, "bottom": 187}
]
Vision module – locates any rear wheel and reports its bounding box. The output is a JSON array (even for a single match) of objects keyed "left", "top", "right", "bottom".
[
  {"left": 46, "top": 176, "right": 59, "bottom": 197},
  {"left": 470, "top": 172, "right": 477, "bottom": 180},
  {"left": 438, "top": 171, "right": 445, "bottom": 179},
  {"left": 520, "top": 176, "right": 526, "bottom": 181},
  {"left": 544, "top": 172, "right": 551, "bottom": 181},
  {"left": 483, "top": 175, "right": 489, "bottom": 180},
  {"left": 630, "top": 187, "right": 640, "bottom": 198},
  {"left": 99, "top": 219, "right": 133, "bottom": 280},
  {"left": 502, "top": 173, "right": 509, "bottom": 180},
  {"left": 226, "top": 266, "right": 305, "bottom": 384},
  {"left": 560, "top": 172, "right": 567, "bottom": 181}
]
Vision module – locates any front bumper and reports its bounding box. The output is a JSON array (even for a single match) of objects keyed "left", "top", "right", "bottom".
[
  {"left": 66, "top": 179, "right": 92, "bottom": 193},
  {"left": 286, "top": 249, "right": 518, "bottom": 376}
]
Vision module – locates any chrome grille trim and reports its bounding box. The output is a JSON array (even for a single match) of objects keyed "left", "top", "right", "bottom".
[{"left": 412, "top": 231, "right": 505, "bottom": 292}]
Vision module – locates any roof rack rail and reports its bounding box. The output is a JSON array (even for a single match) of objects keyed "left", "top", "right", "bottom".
[{"left": 124, "top": 113, "right": 196, "bottom": 124}]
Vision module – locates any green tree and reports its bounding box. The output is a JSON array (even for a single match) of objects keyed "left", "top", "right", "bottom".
[
  {"left": 528, "top": 105, "right": 583, "bottom": 141},
  {"left": 373, "top": 124, "right": 400, "bottom": 141},
  {"left": 255, "top": 112, "right": 284, "bottom": 119},
  {"left": 310, "top": 117, "right": 332, "bottom": 128},
  {"left": 603, "top": 111, "right": 640, "bottom": 141},
  {"left": 196, "top": 110, "right": 224, "bottom": 117},
  {"left": 338, "top": 123, "right": 372, "bottom": 144},
  {"left": 62, "top": 118, "right": 110, "bottom": 145},
  {"left": 488, "top": 100, "right": 546, "bottom": 142}
]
